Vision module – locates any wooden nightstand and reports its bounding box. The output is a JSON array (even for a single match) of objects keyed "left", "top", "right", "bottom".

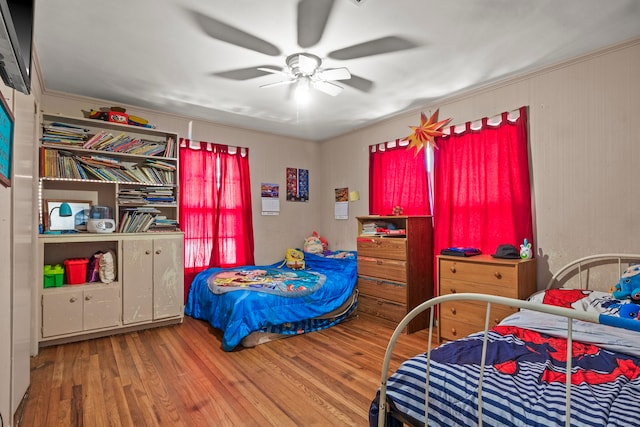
[{"left": 437, "top": 254, "right": 536, "bottom": 342}]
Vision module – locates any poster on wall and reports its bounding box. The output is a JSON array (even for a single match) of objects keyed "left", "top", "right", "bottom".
[
  {"left": 0, "top": 90, "right": 14, "bottom": 187},
  {"left": 334, "top": 187, "right": 349, "bottom": 219},
  {"left": 286, "top": 167, "right": 309, "bottom": 202},
  {"left": 261, "top": 182, "right": 280, "bottom": 215}
]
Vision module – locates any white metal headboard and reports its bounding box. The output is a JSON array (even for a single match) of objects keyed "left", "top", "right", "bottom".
[{"left": 545, "top": 253, "right": 640, "bottom": 291}]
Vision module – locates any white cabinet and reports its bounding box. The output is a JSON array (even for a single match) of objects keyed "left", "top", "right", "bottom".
[
  {"left": 122, "top": 235, "right": 184, "bottom": 324},
  {"left": 41, "top": 285, "right": 120, "bottom": 337},
  {"left": 38, "top": 233, "right": 183, "bottom": 345}
]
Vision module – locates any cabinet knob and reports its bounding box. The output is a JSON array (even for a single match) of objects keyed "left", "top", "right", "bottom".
[
  {"left": 376, "top": 260, "right": 383, "bottom": 265},
  {"left": 450, "top": 328, "right": 457, "bottom": 336},
  {"left": 449, "top": 288, "right": 457, "bottom": 294},
  {"left": 450, "top": 307, "right": 456, "bottom": 315},
  {"left": 69, "top": 297, "right": 77, "bottom": 303},
  {"left": 85, "top": 295, "right": 92, "bottom": 301},
  {"left": 145, "top": 250, "right": 151, "bottom": 255},
  {"left": 449, "top": 266, "right": 456, "bottom": 273},
  {"left": 156, "top": 250, "right": 162, "bottom": 255},
  {"left": 494, "top": 271, "right": 502, "bottom": 279}
]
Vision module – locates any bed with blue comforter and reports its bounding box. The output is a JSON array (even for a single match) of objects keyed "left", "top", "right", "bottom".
[
  {"left": 370, "top": 289, "right": 640, "bottom": 426},
  {"left": 185, "top": 251, "right": 358, "bottom": 351}
]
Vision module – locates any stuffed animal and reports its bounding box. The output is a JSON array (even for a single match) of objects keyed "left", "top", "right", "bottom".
[
  {"left": 303, "top": 231, "right": 327, "bottom": 254},
  {"left": 520, "top": 238, "right": 532, "bottom": 259},
  {"left": 285, "top": 248, "right": 305, "bottom": 270},
  {"left": 612, "top": 264, "right": 640, "bottom": 302}
]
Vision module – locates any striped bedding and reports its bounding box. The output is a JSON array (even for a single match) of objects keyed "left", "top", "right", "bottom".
[{"left": 371, "top": 290, "right": 640, "bottom": 426}]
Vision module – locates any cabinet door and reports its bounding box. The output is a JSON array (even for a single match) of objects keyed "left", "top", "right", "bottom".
[
  {"left": 42, "top": 291, "right": 83, "bottom": 337},
  {"left": 153, "top": 237, "right": 184, "bottom": 319},
  {"left": 122, "top": 239, "right": 154, "bottom": 324},
  {"left": 83, "top": 286, "right": 121, "bottom": 331}
]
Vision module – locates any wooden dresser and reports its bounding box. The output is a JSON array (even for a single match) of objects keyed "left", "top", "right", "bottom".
[
  {"left": 356, "top": 216, "right": 433, "bottom": 333},
  {"left": 437, "top": 254, "right": 536, "bottom": 342}
]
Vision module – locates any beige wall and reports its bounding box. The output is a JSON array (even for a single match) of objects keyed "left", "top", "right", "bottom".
[{"left": 320, "top": 39, "right": 640, "bottom": 287}]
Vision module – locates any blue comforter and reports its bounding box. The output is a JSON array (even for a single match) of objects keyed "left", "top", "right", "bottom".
[{"left": 184, "top": 252, "right": 357, "bottom": 351}]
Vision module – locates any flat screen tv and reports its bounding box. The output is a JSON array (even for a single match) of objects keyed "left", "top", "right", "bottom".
[{"left": 0, "top": 0, "right": 33, "bottom": 94}]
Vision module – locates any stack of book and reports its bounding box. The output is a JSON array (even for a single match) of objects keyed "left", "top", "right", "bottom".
[
  {"left": 148, "top": 216, "right": 180, "bottom": 232},
  {"left": 42, "top": 122, "right": 89, "bottom": 146},
  {"left": 118, "top": 207, "right": 161, "bottom": 233},
  {"left": 144, "top": 186, "right": 175, "bottom": 204},
  {"left": 118, "top": 188, "right": 147, "bottom": 205}
]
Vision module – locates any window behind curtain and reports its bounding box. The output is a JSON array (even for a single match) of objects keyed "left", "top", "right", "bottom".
[
  {"left": 369, "top": 139, "right": 431, "bottom": 215},
  {"left": 432, "top": 106, "right": 533, "bottom": 259},
  {"left": 179, "top": 139, "right": 255, "bottom": 301}
]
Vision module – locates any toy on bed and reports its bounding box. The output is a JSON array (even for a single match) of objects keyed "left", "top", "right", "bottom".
[
  {"left": 612, "top": 264, "right": 640, "bottom": 302},
  {"left": 303, "top": 231, "right": 328, "bottom": 254},
  {"left": 285, "top": 248, "right": 305, "bottom": 270}
]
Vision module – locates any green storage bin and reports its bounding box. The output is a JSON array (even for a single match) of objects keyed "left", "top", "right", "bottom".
[{"left": 43, "top": 264, "right": 64, "bottom": 288}]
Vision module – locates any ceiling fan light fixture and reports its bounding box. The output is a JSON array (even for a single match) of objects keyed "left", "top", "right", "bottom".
[{"left": 294, "top": 76, "right": 312, "bottom": 103}]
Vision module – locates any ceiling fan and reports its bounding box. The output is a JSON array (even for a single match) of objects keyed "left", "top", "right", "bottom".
[
  {"left": 258, "top": 52, "right": 351, "bottom": 97},
  {"left": 189, "top": 0, "right": 418, "bottom": 97}
]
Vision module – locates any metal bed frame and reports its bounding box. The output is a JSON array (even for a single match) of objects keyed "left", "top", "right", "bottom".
[{"left": 377, "top": 253, "right": 640, "bottom": 427}]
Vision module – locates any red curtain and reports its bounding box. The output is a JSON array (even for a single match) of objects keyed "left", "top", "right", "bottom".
[
  {"left": 179, "top": 139, "right": 255, "bottom": 301},
  {"left": 433, "top": 106, "right": 533, "bottom": 261},
  {"left": 369, "top": 139, "right": 430, "bottom": 215}
]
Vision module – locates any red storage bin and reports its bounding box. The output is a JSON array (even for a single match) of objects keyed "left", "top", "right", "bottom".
[{"left": 64, "top": 258, "right": 89, "bottom": 285}]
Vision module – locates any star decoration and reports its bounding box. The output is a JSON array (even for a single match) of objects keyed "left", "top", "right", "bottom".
[{"left": 404, "top": 109, "right": 452, "bottom": 154}]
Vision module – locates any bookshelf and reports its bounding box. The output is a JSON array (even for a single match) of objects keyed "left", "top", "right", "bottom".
[
  {"left": 39, "top": 113, "right": 180, "bottom": 232},
  {"left": 36, "top": 113, "right": 183, "bottom": 346}
]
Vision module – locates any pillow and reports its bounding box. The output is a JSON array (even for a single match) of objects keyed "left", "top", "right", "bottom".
[{"left": 528, "top": 288, "right": 628, "bottom": 317}]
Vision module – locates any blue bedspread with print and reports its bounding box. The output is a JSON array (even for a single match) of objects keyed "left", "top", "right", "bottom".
[{"left": 184, "top": 252, "right": 357, "bottom": 351}]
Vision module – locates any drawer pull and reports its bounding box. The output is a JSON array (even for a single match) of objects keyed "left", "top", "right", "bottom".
[
  {"left": 450, "top": 307, "right": 456, "bottom": 315},
  {"left": 450, "top": 328, "right": 457, "bottom": 336},
  {"left": 450, "top": 288, "right": 457, "bottom": 294},
  {"left": 376, "top": 260, "right": 383, "bottom": 265},
  {"left": 449, "top": 266, "right": 456, "bottom": 273},
  {"left": 69, "top": 297, "right": 77, "bottom": 303},
  {"left": 494, "top": 271, "right": 502, "bottom": 279},
  {"left": 145, "top": 250, "right": 151, "bottom": 255},
  {"left": 85, "top": 295, "right": 92, "bottom": 301}
]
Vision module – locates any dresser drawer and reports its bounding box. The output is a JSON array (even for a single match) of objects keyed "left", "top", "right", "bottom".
[
  {"left": 358, "top": 294, "right": 406, "bottom": 323},
  {"left": 357, "top": 237, "right": 407, "bottom": 260},
  {"left": 439, "top": 259, "right": 516, "bottom": 286},
  {"left": 439, "top": 278, "right": 518, "bottom": 298},
  {"left": 439, "top": 316, "right": 494, "bottom": 341},
  {"left": 357, "top": 277, "right": 406, "bottom": 304},
  {"left": 440, "top": 301, "right": 516, "bottom": 326},
  {"left": 358, "top": 257, "right": 407, "bottom": 283}
]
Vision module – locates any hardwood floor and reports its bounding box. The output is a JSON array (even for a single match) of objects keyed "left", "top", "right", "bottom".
[{"left": 18, "top": 312, "right": 434, "bottom": 426}]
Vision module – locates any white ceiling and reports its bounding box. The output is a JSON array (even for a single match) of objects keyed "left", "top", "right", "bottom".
[{"left": 33, "top": 0, "right": 640, "bottom": 141}]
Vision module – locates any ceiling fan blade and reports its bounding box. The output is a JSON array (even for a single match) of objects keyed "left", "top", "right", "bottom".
[
  {"left": 340, "top": 74, "right": 374, "bottom": 93},
  {"left": 328, "top": 36, "right": 418, "bottom": 60},
  {"left": 297, "top": 0, "right": 335, "bottom": 48},
  {"left": 190, "top": 10, "right": 281, "bottom": 56},
  {"left": 257, "top": 67, "right": 291, "bottom": 77},
  {"left": 260, "top": 79, "right": 297, "bottom": 89},
  {"left": 214, "top": 66, "right": 282, "bottom": 81},
  {"left": 312, "top": 80, "right": 343, "bottom": 96},
  {"left": 316, "top": 67, "right": 351, "bottom": 81}
]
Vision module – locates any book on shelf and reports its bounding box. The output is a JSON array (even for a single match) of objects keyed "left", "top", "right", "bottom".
[{"left": 40, "top": 147, "right": 176, "bottom": 184}]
